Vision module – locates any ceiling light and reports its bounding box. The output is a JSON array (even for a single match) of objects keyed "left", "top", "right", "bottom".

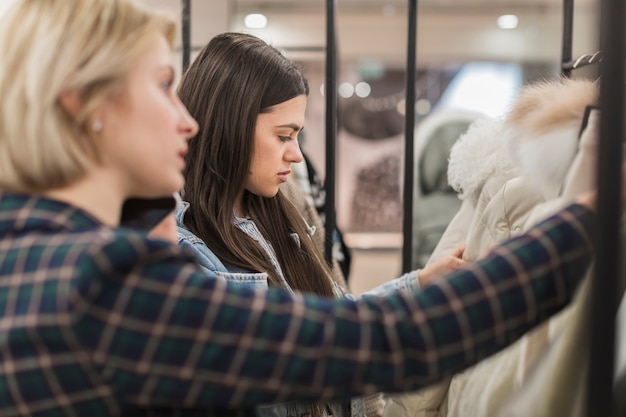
[
  {"left": 497, "top": 14, "right": 519, "bottom": 30},
  {"left": 244, "top": 13, "right": 268, "bottom": 29},
  {"left": 416, "top": 99, "right": 432, "bottom": 115},
  {"left": 338, "top": 82, "right": 354, "bottom": 98},
  {"left": 396, "top": 99, "right": 405, "bottom": 115},
  {"left": 355, "top": 82, "right": 372, "bottom": 98}
]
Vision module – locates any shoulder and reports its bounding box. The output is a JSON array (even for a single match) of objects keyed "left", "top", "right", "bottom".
[
  {"left": 176, "top": 225, "right": 229, "bottom": 273},
  {"left": 176, "top": 224, "right": 270, "bottom": 289},
  {"left": 36, "top": 227, "right": 213, "bottom": 306},
  {"left": 173, "top": 199, "right": 229, "bottom": 272},
  {"left": 78, "top": 227, "right": 202, "bottom": 278}
]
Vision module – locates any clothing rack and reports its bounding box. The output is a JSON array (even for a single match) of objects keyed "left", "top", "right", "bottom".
[
  {"left": 321, "top": 1, "right": 419, "bottom": 270},
  {"left": 181, "top": 0, "right": 191, "bottom": 73},
  {"left": 562, "top": 50, "right": 603, "bottom": 72},
  {"left": 401, "top": 0, "right": 418, "bottom": 273},
  {"left": 560, "top": 0, "right": 620, "bottom": 413},
  {"left": 324, "top": 0, "right": 338, "bottom": 265},
  {"left": 586, "top": 0, "right": 622, "bottom": 414},
  {"left": 560, "top": 0, "right": 619, "bottom": 413},
  {"left": 561, "top": 0, "right": 602, "bottom": 75},
  {"left": 560, "top": 0, "right": 574, "bottom": 77}
]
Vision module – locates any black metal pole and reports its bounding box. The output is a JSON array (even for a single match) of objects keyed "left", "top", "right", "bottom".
[
  {"left": 402, "top": 0, "right": 418, "bottom": 273},
  {"left": 561, "top": 0, "right": 574, "bottom": 78},
  {"left": 181, "top": 0, "right": 191, "bottom": 73},
  {"left": 586, "top": 0, "right": 622, "bottom": 414},
  {"left": 324, "top": 0, "right": 337, "bottom": 266}
]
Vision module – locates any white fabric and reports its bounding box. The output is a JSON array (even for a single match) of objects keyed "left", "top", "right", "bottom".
[
  {"left": 447, "top": 117, "right": 518, "bottom": 205},
  {"left": 444, "top": 102, "right": 599, "bottom": 417},
  {"left": 426, "top": 198, "right": 475, "bottom": 265},
  {"left": 384, "top": 79, "right": 600, "bottom": 417},
  {"left": 493, "top": 277, "right": 592, "bottom": 417}
]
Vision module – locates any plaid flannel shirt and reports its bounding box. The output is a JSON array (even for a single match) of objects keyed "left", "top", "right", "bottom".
[{"left": 0, "top": 193, "right": 594, "bottom": 416}]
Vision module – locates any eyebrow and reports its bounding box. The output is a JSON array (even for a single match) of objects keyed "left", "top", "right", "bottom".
[
  {"left": 277, "top": 123, "right": 304, "bottom": 132},
  {"left": 157, "top": 65, "right": 176, "bottom": 76}
]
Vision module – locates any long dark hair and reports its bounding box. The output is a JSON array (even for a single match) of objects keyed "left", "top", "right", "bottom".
[{"left": 177, "top": 32, "right": 335, "bottom": 298}]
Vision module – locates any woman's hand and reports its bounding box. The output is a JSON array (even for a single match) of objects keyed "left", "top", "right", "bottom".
[
  {"left": 576, "top": 190, "right": 597, "bottom": 212},
  {"left": 418, "top": 245, "right": 468, "bottom": 287}
]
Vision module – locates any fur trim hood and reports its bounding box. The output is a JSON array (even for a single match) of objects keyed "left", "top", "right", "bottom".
[
  {"left": 447, "top": 77, "right": 599, "bottom": 203},
  {"left": 447, "top": 117, "right": 519, "bottom": 204},
  {"left": 504, "top": 77, "right": 599, "bottom": 199}
]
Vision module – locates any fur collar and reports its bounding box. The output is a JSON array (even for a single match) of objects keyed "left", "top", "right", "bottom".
[
  {"left": 504, "top": 78, "right": 599, "bottom": 199},
  {"left": 447, "top": 77, "right": 598, "bottom": 203},
  {"left": 447, "top": 117, "right": 519, "bottom": 204}
]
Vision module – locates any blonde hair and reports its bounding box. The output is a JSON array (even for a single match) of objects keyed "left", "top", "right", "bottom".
[{"left": 0, "top": 0, "right": 177, "bottom": 192}]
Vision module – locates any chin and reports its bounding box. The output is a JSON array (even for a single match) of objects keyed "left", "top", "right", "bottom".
[
  {"left": 246, "top": 185, "right": 280, "bottom": 198},
  {"left": 133, "top": 177, "right": 182, "bottom": 198},
  {"left": 163, "top": 174, "right": 185, "bottom": 193}
]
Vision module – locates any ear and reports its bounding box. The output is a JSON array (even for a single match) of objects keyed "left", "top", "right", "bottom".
[{"left": 58, "top": 90, "right": 83, "bottom": 118}]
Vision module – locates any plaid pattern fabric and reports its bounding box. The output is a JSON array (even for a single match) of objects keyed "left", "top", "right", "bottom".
[{"left": 0, "top": 193, "right": 594, "bottom": 416}]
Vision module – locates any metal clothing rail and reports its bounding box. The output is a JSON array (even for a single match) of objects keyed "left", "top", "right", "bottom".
[
  {"left": 557, "top": 0, "right": 619, "bottom": 412},
  {"left": 323, "top": 0, "right": 338, "bottom": 265},
  {"left": 563, "top": 50, "right": 603, "bottom": 72},
  {"left": 561, "top": 0, "right": 574, "bottom": 77},
  {"left": 402, "top": 0, "right": 418, "bottom": 273},
  {"left": 586, "top": 0, "right": 622, "bottom": 414},
  {"left": 321, "top": 0, "right": 419, "bottom": 271},
  {"left": 181, "top": 0, "right": 191, "bottom": 73},
  {"left": 561, "top": 0, "right": 603, "bottom": 75}
]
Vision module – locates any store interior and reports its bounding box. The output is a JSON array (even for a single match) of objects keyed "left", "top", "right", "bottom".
[{"left": 136, "top": 0, "right": 600, "bottom": 293}]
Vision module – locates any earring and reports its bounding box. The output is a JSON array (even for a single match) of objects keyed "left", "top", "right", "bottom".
[{"left": 92, "top": 120, "right": 103, "bottom": 132}]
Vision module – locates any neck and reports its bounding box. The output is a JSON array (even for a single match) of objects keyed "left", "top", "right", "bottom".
[
  {"left": 42, "top": 171, "right": 125, "bottom": 227},
  {"left": 234, "top": 192, "right": 245, "bottom": 218}
]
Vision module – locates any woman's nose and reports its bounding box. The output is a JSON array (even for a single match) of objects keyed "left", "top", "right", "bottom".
[
  {"left": 178, "top": 99, "right": 199, "bottom": 139},
  {"left": 287, "top": 142, "right": 304, "bottom": 163}
]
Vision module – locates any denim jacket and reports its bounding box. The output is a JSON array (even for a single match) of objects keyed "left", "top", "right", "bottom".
[{"left": 175, "top": 201, "right": 421, "bottom": 417}]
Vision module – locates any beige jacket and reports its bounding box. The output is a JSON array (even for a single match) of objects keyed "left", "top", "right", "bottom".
[{"left": 385, "top": 79, "right": 599, "bottom": 417}]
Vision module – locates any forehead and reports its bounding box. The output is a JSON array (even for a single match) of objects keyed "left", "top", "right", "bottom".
[
  {"left": 128, "top": 35, "right": 174, "bottom": 77},
  {"left": 108, "top": 36, "right": 174, "bottom": 104},
  {"left": 257, "top": 95, "right": 307, "bottom": 127}
]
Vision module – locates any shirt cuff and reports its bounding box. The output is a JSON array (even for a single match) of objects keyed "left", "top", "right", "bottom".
[{"left": 360, "top": 269, "right": 421, "bottom": 297}]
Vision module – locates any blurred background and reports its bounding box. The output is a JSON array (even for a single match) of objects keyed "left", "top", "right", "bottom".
[{"left": 137, "top": 0, "right": 600, "bottom": 293}]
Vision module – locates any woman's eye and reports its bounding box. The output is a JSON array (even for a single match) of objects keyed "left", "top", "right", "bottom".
[
  {"left": 279, "top": 136, "right": 292, "bottom": 142},
  {"left": 161, "top": 80, "right": 174, "bottom": 90}
]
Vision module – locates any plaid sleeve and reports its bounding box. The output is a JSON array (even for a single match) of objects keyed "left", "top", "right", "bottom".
[{"left": 73, "top": 203, "right": 594, "bottom": 408}]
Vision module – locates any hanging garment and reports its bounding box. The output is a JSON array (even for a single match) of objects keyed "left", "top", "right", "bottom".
[
  {"left": 427, "top": 116, "right": 522, "bottom": 264},
  {"left": 385, "top": 114, "right": 526, "bottom": 417},
  {"left": 446, "top": 80, "right": 600, "bottom": 417},
  {"left": 384, "top": 77, "right": 599, "bottom": 417},
  {"left": 410, "top": 109, "right": 485, "bottom": 270},
  {"left": 496, "top": 213, "right": 624, "bottom": 417}
]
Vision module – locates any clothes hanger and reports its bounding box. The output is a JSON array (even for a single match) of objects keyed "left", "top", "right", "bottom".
[{"left": 562, "top": 50, "right": 603, "bottom": 72}]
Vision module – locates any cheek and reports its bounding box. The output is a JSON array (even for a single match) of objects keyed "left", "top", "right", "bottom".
[
  {"left": 251, "top": 138, "right": 271, "bottom": 168},
  {"left": 249, "top": 157, "right": 266, "bottom": 180}
]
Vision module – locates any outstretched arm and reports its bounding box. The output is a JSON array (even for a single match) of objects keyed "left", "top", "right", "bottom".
[{"left": 76, "top": 202, "right": 594, "bottom": 408}]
